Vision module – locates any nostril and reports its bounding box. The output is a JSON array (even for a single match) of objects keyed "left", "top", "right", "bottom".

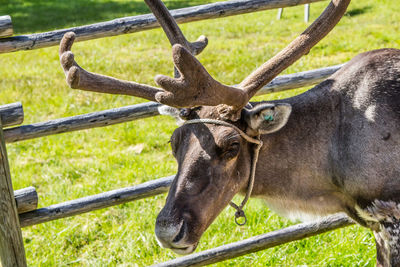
[
  {"left": 172, "top": 220, "right": 186, "bottom": 243},
  {"left": 155, "top": 217, "right": 184, "bottom": 247}
]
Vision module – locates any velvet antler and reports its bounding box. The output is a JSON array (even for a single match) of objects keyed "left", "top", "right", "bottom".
[{"left": 60, "top": 0, "right": 351, "bottom": 118}]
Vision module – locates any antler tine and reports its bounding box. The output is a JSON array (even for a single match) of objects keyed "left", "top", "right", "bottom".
[
  {"left": 239, "top": 0, "right": 351, "bottom": 100},
  {"left": 59, "top": 31, "right": 222, "bottom": 109},
  {"left": 59, "top": 32, "right": 162, "bottom": 101},
  {"left": 144, "top": 0, "right": 208, "bottom": 56},
  {"left": 153, "top": 44, "right": 247, "bottom": 109}
]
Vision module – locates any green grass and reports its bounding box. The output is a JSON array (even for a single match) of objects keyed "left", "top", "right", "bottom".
[{"left": 0, "top": 0, "right": 399, "bottom": 266}]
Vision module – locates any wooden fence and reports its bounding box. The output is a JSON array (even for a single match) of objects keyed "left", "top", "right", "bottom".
[
  {"left": 0, "top": 0, "right": 325, "bottom": 53},
  {"left": 0, "top": 1, "right": 353, "bottom": 266}
]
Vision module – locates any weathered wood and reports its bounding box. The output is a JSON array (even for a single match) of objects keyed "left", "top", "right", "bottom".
[
  {"left": 0, "top": 15, "right": 13, "bottom": 38},
  {"left": 0, "top": 102, "right": 24, "bottom": 128},
  {"left": 19, "top": 175, "right": 174, "bottom": 227},
  {"left": 0, "top": 0, "right": 324, "bottom": 53},
  {"left": 256, "top": 64, "right": 343, "bottom": 95},
  {"left": 4, "top": 64, "right": 342, "bottom": 143},
  {"left": 152, "top": 214, "right": 354, "bottom": 267},
  {"left": 15, "top": 186, "right": 38, "bottom": 214},
  {"left": 4, "top": 101, "right": 160, "bottom": 143},
  {"left": 0, "top": 121, "right": 27, "bottom": 267}
]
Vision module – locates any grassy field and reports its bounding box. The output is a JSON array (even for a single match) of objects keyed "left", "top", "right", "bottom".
[{"left": 1, "top": 0, "right": 399, "bottom": 266}]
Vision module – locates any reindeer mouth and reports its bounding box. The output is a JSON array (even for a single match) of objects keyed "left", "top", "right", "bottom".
[
  {"left": 171, "top": 244, "right": 197, "bottom": 255},
  {"left": 156, "top": 218, "right": 199, "bottom": 255},
  {"left": 170, "top": 220, "right": 198, "bottom": 254}
]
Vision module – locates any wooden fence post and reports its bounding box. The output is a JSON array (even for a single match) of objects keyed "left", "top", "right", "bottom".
[
  {"left": 304, "top": 4, "right": 310, "bottom": 22},
  {"left": 0, "top": 15, "right": 13, "bottom": 38},
  {"left": 277, "top": 4, "right": 310, "bottom": 22},
  {"left": 0, "top": 119, "right": 27, "bottom": 267},
  {"left": 277, "top": 8, "right": 283, "bottom": 20}
]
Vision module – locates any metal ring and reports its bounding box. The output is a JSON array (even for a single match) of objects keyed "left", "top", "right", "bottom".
[{"left": 234, "top": 210, "right": 247, "bottom": 226}]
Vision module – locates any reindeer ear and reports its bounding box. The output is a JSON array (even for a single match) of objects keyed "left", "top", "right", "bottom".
[{"left": 243, "top": 103, "right": 292, "bottom": 135}]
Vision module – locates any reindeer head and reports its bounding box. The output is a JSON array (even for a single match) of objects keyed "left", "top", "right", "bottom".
[
  {"left": 155, "top": 103, "right": 293, "bottom": 254},
  {"left": 59, "top": 0, "right": 350, "bottom": 254}
]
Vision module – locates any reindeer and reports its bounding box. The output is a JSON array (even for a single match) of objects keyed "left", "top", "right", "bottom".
[{"left": 58, "top": 0, "right": 400, "bottom": 265}]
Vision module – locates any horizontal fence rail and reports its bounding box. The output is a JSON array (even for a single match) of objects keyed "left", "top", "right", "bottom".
[
  {"left": 256, "top": 64, "right": 343, "bottom": 95},
  {"left": 4, "top": 64, "right": 342, "bottom": 143},
  {"left": 4, "top": 102, "right": 160, "bottom": 143},
  {"left": 0, "top": 0, "right": 324, "bottom": 53},
  {"left": 153, "top": 214, "right": 354, "bottom": 267},
  {"left": 19, "top": 175, "right": 174, "bottom": 227}
]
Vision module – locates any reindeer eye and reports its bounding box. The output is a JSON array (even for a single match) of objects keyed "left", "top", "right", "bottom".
[{"left": 223, "top": 141, "right": 240, "bottom": 159}]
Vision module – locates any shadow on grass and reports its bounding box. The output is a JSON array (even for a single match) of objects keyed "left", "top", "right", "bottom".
[
  {"left": 345, "top": 6, "right": 372, "bottom": 17},
  {"left": 0, "top": 0, "right": 215, "bottom": 34}
]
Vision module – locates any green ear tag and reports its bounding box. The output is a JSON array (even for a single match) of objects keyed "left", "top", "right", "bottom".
[{"left": 264, "top": 115, "right": 274, "bottom": 121}]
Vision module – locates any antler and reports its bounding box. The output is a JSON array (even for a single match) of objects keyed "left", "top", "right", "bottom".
[
  {"left": 60, "top": 0, "right": 350, "bottom": 115},
  {"left": 155, "top": 0, "right": 351, "bottom": 117},
  {"left": 59, "top": 32, "right": 163, "bottom": 101},
  {"left": 59, "top": 0, "right": 214, "bottom": 107}
]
